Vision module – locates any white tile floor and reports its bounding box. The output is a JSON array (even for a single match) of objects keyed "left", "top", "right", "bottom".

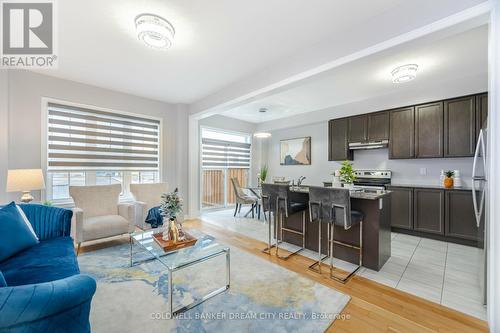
[{"left": 201, "top": 208, "right": 487, "bottom": 320}]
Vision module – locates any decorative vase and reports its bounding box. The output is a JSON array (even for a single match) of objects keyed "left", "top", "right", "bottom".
[
  {"left": 343, "top": 183, "right": 354, "bottom": 190},
  {"left": 444, "top": 177, "right": 454, "bottom": 188}
]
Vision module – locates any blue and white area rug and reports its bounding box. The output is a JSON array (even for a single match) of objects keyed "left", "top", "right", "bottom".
[{"left": 78, "top": 237, "right": 350, "bottom": 332}]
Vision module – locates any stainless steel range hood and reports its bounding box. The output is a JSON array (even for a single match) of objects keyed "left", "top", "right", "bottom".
[{"left": 349, "top": 140, "right": 388, "bottom": 150}]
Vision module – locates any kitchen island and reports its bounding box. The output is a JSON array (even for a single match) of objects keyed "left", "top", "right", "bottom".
[{"left": 280, "top": 187, "right": 391, "bottom": 271}]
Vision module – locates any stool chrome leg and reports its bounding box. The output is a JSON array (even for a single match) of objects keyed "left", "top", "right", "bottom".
[
  {"left": 276, "top": 210, "right": 306, "bottom": 260},
  {"left": 308, "top": 219, "right": 329, "bottom": 273},
  {"left": 262, "top": 211, "right": 278, "bottom": 254},
  {"left": 327, "top": 221, "right": 363, "bottom": 284}
]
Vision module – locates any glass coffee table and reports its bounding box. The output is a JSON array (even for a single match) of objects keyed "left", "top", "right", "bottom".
[{"left": 130, "top": 228, "right": 230, "bottom": 316}]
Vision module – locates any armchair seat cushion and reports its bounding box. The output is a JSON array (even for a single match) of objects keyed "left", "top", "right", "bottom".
[
  {"left": 82, "top": 215, "right": 130, "bottom": 241},
  {"left": 0, "top": 237, "right": 79, "bottom": 286}
]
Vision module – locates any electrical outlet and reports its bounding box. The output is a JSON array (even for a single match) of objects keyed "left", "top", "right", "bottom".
[{"left": 420, "top": 167, "right": 427, "bottom": 176}]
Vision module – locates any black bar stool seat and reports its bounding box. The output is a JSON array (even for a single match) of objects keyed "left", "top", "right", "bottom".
[
  {"left": 289, "top": 202, "right": 308, "bottom": 213},
  {"left": 347, "top": 210, "right": 364, "bottom": 226}
]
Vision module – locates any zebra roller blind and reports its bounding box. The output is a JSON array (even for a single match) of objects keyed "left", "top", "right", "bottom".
[
  {"left": 202, "top": 138, "right": 251, "bottom": 168},
  {"left": 47, "top": 103, "right": 160, "bottom": 171}
]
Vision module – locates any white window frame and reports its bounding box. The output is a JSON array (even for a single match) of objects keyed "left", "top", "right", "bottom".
[
  {"left": 41, "top": 97, "right": 163, "bottom": 207},
  {"left": 199, "top": 125, "right": 253, "bottom": 211}
]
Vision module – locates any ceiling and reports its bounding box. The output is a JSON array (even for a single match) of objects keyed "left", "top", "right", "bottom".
[
  {"left": 30, "top": 0, "right": 487, "bottom": 105},
  {"left": 36, "top": 0, "right": 406, "bottom": 104},
  {"left": 220, "top": 25, "right": 488, "bottom": 123}
]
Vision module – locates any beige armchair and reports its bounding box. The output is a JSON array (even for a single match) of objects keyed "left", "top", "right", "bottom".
[
  {"left": 130, "top": 182, "right": 168, "bottom": 230},
  {"left": 69, "top": 184, "right": 135, "bottom": 254}
]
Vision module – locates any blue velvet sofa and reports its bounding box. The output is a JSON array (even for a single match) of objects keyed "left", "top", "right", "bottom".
[{"left": 0, "top": 204, "right": 96, "bottom": 333}]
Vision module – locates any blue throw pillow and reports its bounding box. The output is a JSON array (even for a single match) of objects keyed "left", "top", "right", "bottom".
[
  {"left": 0, "top": 202, "right": 40, "bottom": 262},
  {"left": 0, "top": 271, "right": 6, "bottom": 287}
]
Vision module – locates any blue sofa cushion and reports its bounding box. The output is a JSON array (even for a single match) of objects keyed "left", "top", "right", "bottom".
[
  {"left": 0, "top": 271, "right": 6, "bottom": 287},
  {"left": 0, "top": 237, "right": 79, "bottom": 286},
  {"left": 0, "top": 202, "right": 40, "bottom": 262}
]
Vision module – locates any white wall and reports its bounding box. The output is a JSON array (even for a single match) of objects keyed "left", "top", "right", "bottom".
[
  {"left": 0, "top": 70, "right": 9, "bottom": 203},
  {"left": 267, "top": 121, "right": 474, "bottom": 187},
  {"left": 2, "top": 70, "right": 188, "bottom": 204}
]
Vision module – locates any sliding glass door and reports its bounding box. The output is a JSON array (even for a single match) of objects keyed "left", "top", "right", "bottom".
[{"left": 201, "top": 128, "right": 251, "bottom": 210}]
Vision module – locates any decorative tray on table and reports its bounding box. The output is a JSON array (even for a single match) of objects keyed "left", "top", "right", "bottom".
[{"left": 152, "top": 232, "right": 197, "bottom": 253}]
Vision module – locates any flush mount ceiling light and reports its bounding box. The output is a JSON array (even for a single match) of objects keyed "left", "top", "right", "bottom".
[
  {"left": 254, "top": 132, "right": 271, "bottom": 138},
  {"left": 391, "top": 64, "right": 418, "bottom": 83},
  {"left": 135, "top": 14, "right": 175, "bottom": 49}
]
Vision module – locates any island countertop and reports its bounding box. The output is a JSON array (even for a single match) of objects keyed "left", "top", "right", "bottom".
[{"left": 289, "top": 185, "right": 392, "bottom": 200}]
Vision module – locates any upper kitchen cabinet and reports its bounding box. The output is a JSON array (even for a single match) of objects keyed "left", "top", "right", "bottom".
[
  {"left": 444, "top": 96, "right": 476, "bottom": 157},
  {"left": 415, "top": 102, "right": 444, "bottom": 158},
  {"left": 367, "top": 111, "right": 389, "bottom": 141},
  {"left": 348, "top": 115, "right": 368, "bottom": 143},
  {"left": 476, "top": 93, "right": 488, "bottom": 136},
  {"left": 328, "top": 118, "right": 353, "bottom": 161},
  {"left": 389, "top": 107, "right": 415, "bottom": 159}
]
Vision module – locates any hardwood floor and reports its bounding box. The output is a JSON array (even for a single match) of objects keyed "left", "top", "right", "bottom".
[
  {"left": 187, "top": 219, "right": 488, "bottom": 333},
  {"left": 77, "top": 219, "right": 489, "bottom": 332}
]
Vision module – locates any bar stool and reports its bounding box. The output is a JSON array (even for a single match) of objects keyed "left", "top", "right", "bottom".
[
  {"left": 261, "top": 183, "right": 278, "bottom": 254},
  {"left": 308, "top": 186, "right": 364, "bottom": 283},
  {"left": 275, "top": 184, "right": 307, "bottom": 260}
]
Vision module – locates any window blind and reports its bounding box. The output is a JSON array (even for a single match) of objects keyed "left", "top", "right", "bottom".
[
  {"left": 47, "top": 103, "right": 160, "bottom": 172},
  {"left": 202, "top": 138, "right": 251, "bottom": 168}
]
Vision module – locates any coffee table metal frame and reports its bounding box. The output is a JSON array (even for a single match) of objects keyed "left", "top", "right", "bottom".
[{"left": 130, "top": 229, "right": 230, "bottom": 316}]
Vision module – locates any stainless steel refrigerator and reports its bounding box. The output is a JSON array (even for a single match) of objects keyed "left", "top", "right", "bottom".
[{"left": 472, "top": 128, "right": 488, "bottom": 305}]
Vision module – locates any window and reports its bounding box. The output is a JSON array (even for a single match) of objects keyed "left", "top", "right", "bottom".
[
  {"left": 45, "top": 102, "right": 161, "bottom": 202},
  {"left": 201, "top": 128, "right": 251, "bottom": 209}
]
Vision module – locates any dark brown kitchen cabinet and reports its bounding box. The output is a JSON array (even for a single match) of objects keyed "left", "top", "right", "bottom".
[
  {"left": 328, "top": 118, "right": 353, "bottom": 161},
  {"left": 444, "top": 96, "right": 476, "bottom": 157},
  {"left": 387, "top": 187, "right": 413, "bottom": 230},
  {"left": 413, "top": 188, "right": 444, "bottom": 235},
  {"left": 445, "top": 190, "right": 479, "bottom": 241},
  {"left": 476, "top": 93, "right": 488, "bottom": 136},
  {"left": 368, "top": 111, "right": 389, "bottom": 141},
  {"left": 348, "top": 115, "right": 368, "bottom": 143},
  {"left": 415, "top": 102, "right": 444, "bottom": 158},
  {"left": 389, "top": 107, "right": 415, "bottom": 159}
]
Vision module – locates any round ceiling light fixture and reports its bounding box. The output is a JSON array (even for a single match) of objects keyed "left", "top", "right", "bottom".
[
  {"left": 391, "top": 64, "right": 418, "bottom": 83},
  {"left": 253, "top": 132, "right": 272, "bottom": 138},
  {"left": 135, "top": 14, "right": 175, "bottom": 49}
]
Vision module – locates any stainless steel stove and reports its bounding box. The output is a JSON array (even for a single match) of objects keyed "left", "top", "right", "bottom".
[{"left": 353, "top": 169, "right": 392, "bottom": 191}]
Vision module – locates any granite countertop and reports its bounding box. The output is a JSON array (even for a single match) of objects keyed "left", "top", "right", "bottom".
[
  {"left": 290, "top": 186, "right": 391, "bottom": 200},
  {"left": 389, "top": 183, "right": 473, "bottom": 191}
]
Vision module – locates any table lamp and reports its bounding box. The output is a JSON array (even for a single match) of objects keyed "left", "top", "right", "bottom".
[{"left": 6, "top": 169, "right": 46, "bottom": 203}]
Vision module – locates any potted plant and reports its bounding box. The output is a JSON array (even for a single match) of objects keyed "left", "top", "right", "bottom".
[
  {"left": 443, "top": 170, "right": 455, "bottom": 188},
  {"left": 160, "top": 188, "right": 184, "bottom": 243},
  {"left": 339, "top": 160, "right": 357, "bottom": 189},
  {"left": 257, "top": 165, "right": 268, "bottom": 187}
]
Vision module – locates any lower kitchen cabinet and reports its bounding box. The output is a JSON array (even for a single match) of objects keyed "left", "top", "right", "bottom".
[
  {"left": 445, "top": 190, "right": 480, "bottom": 241},
  {"left": 387, "top": 187, "right": 413, "bottom": 230},
  {"left": 413, "top": 188, "right": 445, "bottom": 235},
  {"left": 388, "top": 186, "right": 480, "bottom": 245}
]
